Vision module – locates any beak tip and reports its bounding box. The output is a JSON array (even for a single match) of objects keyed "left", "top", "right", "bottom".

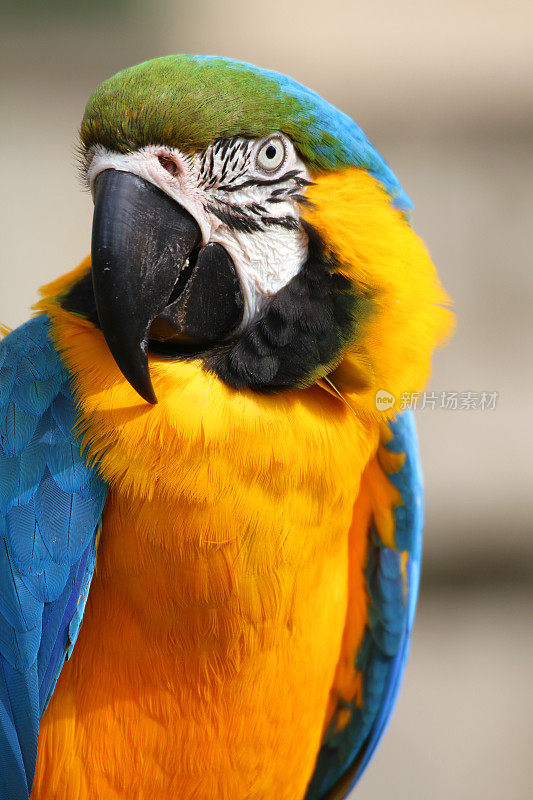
[
  {"left": 119, "top": 355, "right": 159, "bottom": 405},
  {"left": 136, "top": 382, "right": 158, "bottom": 405}
]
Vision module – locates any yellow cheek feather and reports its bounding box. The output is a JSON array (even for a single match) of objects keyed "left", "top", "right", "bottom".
[{"left": 303, "top": 168, "right": 454, "bottom": 419}]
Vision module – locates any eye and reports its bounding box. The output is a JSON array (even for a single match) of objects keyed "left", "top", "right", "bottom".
[{"left": 255, "top": 137, "right": 286, "bottom": 172}]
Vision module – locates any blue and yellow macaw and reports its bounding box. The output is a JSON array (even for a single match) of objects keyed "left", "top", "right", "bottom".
[{"left": 0, "top": 55, "right": 452, "bottom": 800}]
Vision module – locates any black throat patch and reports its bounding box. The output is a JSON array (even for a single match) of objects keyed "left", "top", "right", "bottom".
[{"left": 204, "top": 222, "right": 372, "bottom": 391}]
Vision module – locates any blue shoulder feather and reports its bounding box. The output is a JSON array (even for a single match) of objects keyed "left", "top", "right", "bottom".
[
  {"left": 306, "top": 410, "right": 423, "bottom": 800},
  {"left": 0, "top": 315, "right": 107, "bottom": 800}
]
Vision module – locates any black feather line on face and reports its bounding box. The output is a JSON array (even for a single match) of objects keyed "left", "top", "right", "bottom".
[
  {"left": 206, "top": 204, "right": 263, "bottom": 233},
  {"left": 218, "top": 169, "right": 303, "bottom": 193},
  {"left": 206, "top": 190, "right": 301, "bottom": 232},
  {"left": 219, "top": 139, "right": 231, "bottom": 159},
  {"left": 219, "top": 162, "right": 229, "bottom": 182},
  {"left": 207, "top": 148, "right": 215, "bottom": 180},
  {"left": 291, "top": 194, "right": 313, "bottom": 207},
  {"left": 198, "top": 149, "right": 208, "bottom": 182},
  {"left": 261, "top": 215, "right": 300, "bottom": 231}
]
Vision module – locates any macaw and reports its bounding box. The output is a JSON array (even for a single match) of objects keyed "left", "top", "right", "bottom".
[{"left": 0, "top": 55, "right": 453, "bottom": 800}]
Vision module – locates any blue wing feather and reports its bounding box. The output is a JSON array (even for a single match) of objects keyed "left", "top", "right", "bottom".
[
  {"left": 0, "top": 315, "right": 107, "bottom": 800},
  {"left": 306, "top": 409, "right": 423, "bottom": 799}
]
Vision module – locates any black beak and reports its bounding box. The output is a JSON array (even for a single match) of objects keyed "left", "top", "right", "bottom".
[{"left": 91, "top": 169, "right": 243, "bottom": 404}]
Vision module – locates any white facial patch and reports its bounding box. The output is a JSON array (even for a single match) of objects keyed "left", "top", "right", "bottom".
[{"left": 85, "top": 134, "right": 312, "bottom": 329}]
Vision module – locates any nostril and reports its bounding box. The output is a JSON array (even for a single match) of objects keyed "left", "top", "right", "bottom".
[{"left": 157, "top": 154, "right": 179, "bottom": 177}]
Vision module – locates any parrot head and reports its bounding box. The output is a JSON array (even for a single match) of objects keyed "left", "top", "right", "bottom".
[{"left": 59, "top": 54, "right": 451, "bottom": 411}]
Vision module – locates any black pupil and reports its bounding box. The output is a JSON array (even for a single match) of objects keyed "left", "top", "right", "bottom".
[{"left": 265, "top": 144, "right": 277, "bottom": 160}]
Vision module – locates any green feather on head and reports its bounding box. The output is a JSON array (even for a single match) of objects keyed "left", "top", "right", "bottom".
[{"left": 80, "top": 54, "right": 411, "bottom": 208}]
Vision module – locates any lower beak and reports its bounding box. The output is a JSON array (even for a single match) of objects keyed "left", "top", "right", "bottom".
[{"left": 91, "top": 169, "right": 243, "bottom": 403}]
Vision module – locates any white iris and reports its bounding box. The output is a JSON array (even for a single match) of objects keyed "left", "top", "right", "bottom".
[{"left": 255, "top": 137, "right": 286, "bottom": 172}]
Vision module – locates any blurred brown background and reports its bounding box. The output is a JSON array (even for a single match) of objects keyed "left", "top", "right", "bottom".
[{"left": 1, "top": 1, "right": 532, "bottom": 797}]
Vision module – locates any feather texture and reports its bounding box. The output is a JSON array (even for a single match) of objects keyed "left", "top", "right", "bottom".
[
  {"left": 0, "top": 315, "right": 106, "bottom": 800},
  {"left": 30, "top": 162, "right": 451, "bottom": 799},
  {"left": 33, "top": 295, "right": 427, "bottom": 800},
  {"left": 305, "top": 410, "right": 423, "bottom": 799},
  {"left": 80, "top": 55, "right": 412, "bottom": 210}
]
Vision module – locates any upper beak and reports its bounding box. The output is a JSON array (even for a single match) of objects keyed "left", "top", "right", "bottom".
[{"left": 91, "top": 169, "right": 203, "bottom": 404}]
